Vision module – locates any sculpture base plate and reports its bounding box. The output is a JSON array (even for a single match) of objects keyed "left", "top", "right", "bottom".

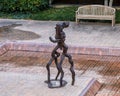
[{"left": 45, "top": 79, "right": 67, "bottom": 88}]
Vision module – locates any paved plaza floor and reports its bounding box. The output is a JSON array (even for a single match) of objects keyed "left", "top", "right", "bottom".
[
  {"left": 0, "top": 19, "right": 120, "bottom": 48},
  {"left": 0, "top": 68, "right": 100, "bottom": 96}
]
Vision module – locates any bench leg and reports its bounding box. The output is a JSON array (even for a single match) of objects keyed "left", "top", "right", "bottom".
[
  {"left": 76, "top": 18, "right": 79, "bottom": 24},
  {"left": 112, "top": 19, "right": 115, "bottom": 27}
]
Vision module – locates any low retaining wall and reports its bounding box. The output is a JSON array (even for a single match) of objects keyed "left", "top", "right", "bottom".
[{"left": 0, "top": 41, "right": 120, "bottom": 56}]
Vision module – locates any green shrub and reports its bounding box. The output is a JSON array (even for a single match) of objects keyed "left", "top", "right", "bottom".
[
  {"left": 30, "top": 7, "right": 78, "bottom": 21},
  {"left": 0, "top": 0, "right": 49, "bottom": 12},
  {"left": 116, "top": 9, "right": 120, "bottom": 23},
  {"left": 0, "top": 6, "right": 120, "bottom": 24}
]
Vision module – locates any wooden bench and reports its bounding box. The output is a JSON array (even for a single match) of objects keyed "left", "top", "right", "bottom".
[{"left": 76, "top": 5, "right": 116, "bottom": 26}]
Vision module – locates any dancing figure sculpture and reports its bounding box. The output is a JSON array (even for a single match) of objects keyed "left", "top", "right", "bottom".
[{"left": 46, "top": 22, "right": 75, "bottom": 88}]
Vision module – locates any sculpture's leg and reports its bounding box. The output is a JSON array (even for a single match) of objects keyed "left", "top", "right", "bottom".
[
  {"left": 55, "top": 57, "right": 61, "bottom": 80},
  {"left": 51, "top": 47, "right": 60, "bottom": 80},
  {"left": 65, "top": 53, "right": 75, "bottom": 85},
  {"left": 47, "top": 46, "right": 59, "bottom": 81},
  {"left": 63, "top": 44, "right": 75, "bottom": 85},
  {"left": 46, "top": 58, "right": 54, "bottom": 83},
  {"left": 59, "top": 54, "right": 65, "bottom": 86}
]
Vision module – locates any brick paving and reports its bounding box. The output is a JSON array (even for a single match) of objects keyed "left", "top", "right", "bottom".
[{"left": 0, "top": 49, "right": 120, "bottom": 96}]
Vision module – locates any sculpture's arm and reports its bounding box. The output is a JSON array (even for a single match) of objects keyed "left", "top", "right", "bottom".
[{"left": 49, "top": 37, "right": 60, "bottom": 43}]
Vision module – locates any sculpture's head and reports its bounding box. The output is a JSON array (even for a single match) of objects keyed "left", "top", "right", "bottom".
[
  {"left": 62, "top": 22, "right": 69, "bottom": 28},
  {"left": 55, "top": 22, "right": 69, "bottom": 32}
]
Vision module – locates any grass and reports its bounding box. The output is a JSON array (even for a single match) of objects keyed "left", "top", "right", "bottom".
[{"left": 0, "top": 6, "right": 120, "bottom": 23}]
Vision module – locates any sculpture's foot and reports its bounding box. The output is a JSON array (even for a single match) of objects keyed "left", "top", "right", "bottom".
[{"left": 45, "top": 79, "right": 67, "bottom": 88}]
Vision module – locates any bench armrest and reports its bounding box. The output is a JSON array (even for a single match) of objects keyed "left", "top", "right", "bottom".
[
  {"left": 112, "top": 9, "right": 116, "bottom": 15},
  {"left": 76, "top": 10, "right": 79, "bottom": 14}
]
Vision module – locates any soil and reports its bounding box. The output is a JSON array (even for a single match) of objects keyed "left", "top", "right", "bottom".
[{"left": 0, "top": 24, "right": 40, "bottom": 41}]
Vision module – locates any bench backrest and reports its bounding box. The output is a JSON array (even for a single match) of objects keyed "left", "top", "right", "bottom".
[{"left": 77, "top": 5, "right": 115, "bottom": 15}]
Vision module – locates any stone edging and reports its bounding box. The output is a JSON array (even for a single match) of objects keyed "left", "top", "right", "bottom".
[
  {"left": 79, "top": 78, "right": 101, "bottom": 96},
  {"left": 0, "top": 41, "right": 120, "bottom": 56}
]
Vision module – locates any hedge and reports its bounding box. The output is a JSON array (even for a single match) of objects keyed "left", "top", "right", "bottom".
[{"left": 0, "top": 0, "right": 49, "bottom": 12}]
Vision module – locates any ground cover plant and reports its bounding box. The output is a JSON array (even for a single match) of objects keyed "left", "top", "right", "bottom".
[
  {"left": 116, "top": 9, "right": 120, "bottom": 23},
  {"left": 0, "top": 0, "right": 49, "bottom": 12},
  {"left": 0, "top": 6, "right": 120, "bottom": 23}
]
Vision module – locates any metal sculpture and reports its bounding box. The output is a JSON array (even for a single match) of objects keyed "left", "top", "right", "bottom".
[{"left": 46, "top": 22, "right": 75, "bottom": 88}]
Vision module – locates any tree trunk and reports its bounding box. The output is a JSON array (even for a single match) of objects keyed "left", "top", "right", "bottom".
[
  {"left": 104, "top": 0, "right": 109, "bottom": 6},
  {"left": 49, "top": 0, "right": 54, "bottom": 5},
  {"left": 109, "top": 0, "right": 113, "bottom": 7}
]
